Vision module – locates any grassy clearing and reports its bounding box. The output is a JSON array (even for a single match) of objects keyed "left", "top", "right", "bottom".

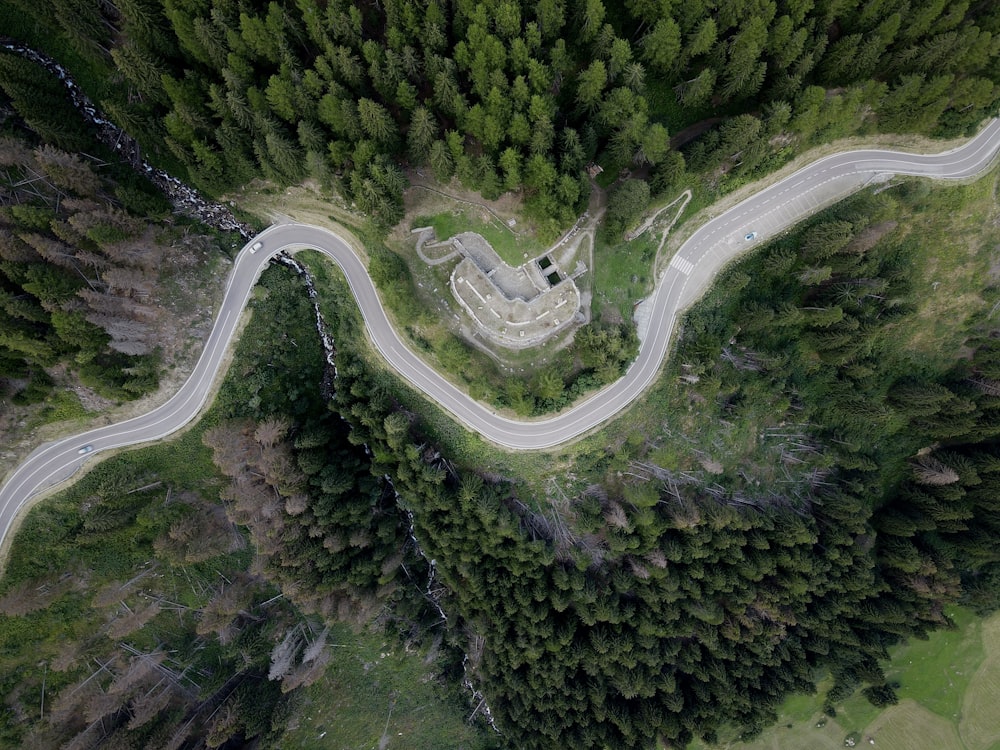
[
  {"left": 224, "top": 179, "right": 369, "bottom": 248},
  {"left": 960, "top": 615, "right": 1000, "bottom": 750},
  {"left": 890, "top": 176, "right": 1000, "bottom": 370},
  {"left": 889, "top": 607, "right": 983, "bottom": 717},
  {"left": 279, "top": 624, "right": 492, "bottom": 750},
  {"left": 413, "top": 206, "right": 546, "bottom": 267},
  {"left": 591, "top": 230, "right": 660, "bottom": 322},
  {"left": 589, "top": 184, "right": 697, "bottom": 323},
  {"left": 867, "top": 701, "right": 966, "bottom": 750}
]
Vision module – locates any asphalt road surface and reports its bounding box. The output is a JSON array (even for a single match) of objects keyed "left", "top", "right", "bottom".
[{"left": 2, "top": 118, "right": 1000, "bottom": 553}]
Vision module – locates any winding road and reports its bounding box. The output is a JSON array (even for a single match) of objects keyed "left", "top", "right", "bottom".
[{"left": 2, "top": 118, "right": 1000, "bottom": 552}]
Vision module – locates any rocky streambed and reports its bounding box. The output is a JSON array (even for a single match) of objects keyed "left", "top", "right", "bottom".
[{"left": 1, "top": 37, "right": 253, "bottom": 239}]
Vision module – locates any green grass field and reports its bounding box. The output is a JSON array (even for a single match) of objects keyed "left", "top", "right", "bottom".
[{"left": 591, "top": 230, "right": 659, "bottom": 322}]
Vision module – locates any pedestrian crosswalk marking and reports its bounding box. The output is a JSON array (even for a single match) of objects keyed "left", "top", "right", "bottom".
[{"left": 670, "top": 255, "right": 694, "bottom": 276}]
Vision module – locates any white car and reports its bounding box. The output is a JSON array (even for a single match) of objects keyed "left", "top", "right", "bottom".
[
  {"left": 77, "top": 445, "right": 94, "bottom": 455},
  {"left": 744, "top": 232, "right": 758, "bottom": 241},
  {"left": 249, "top": 241, "right": 263, "bottom": 254}
]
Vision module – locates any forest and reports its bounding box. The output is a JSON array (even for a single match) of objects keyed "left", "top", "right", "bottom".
[
  {"left": 3, "top": 0, "right": 1000, "bottom": 234},
  {"left": 0, "top": 261, "right": 486, "bottom": 748},
  {"left": 0, "top": 48, "right": 238, "bottom": 419},
  {"left": 299, "top": 181, "right": 1000, "bottom": 748},
  {"left": 3, "top": 0, "right": 1000, "bottom": 749},
  {"left": 10, "top": 184, "right": 1000, "bottom": 747}
]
